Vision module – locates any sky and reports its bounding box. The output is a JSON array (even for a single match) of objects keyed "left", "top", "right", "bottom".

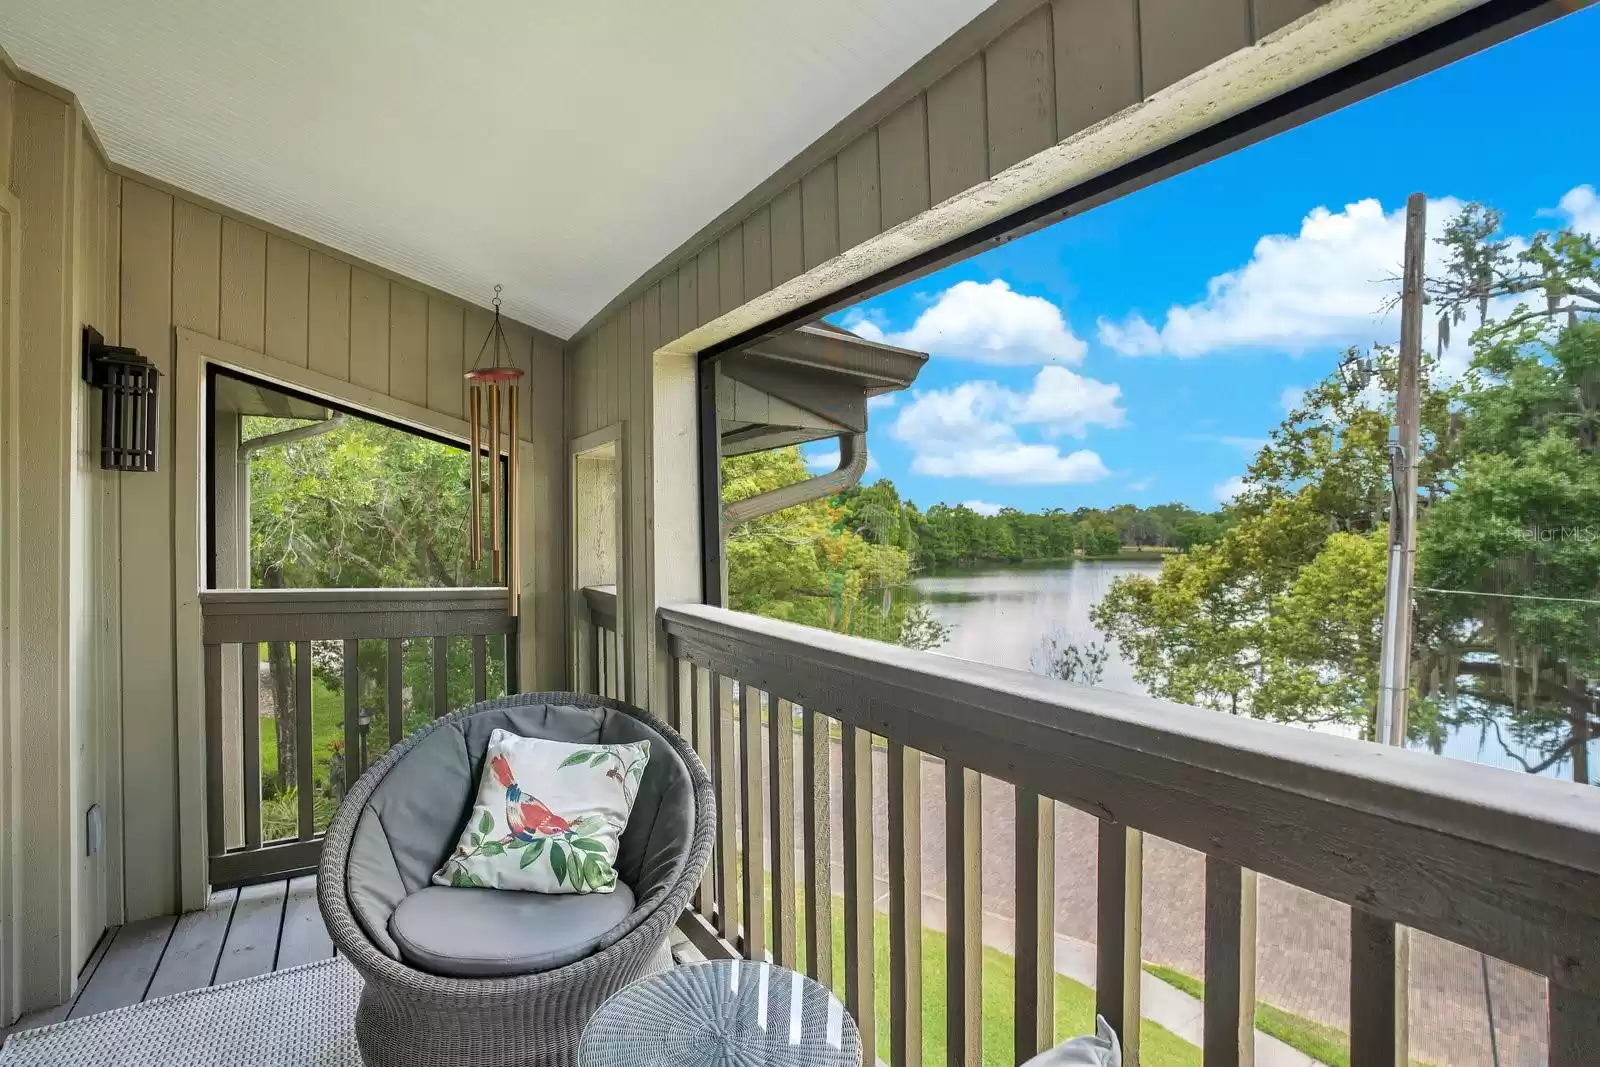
[{"left": 808, "top": 5, "right": 1600, "bottom": 518}]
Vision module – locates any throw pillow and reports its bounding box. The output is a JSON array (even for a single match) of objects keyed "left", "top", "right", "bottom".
[{"left": 434, "top": 729, "right": 650, "bottom": 894}]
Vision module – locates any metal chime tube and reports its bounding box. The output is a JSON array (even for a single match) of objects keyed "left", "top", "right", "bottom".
[
  {"left": 507, "top": 383, "right": 519, "bottom": 612},
  {"left": 469, "top": 386, "right": 482, "bottom": 568},
  {"left": 490, "top": 380, "right": 502, "bottom": 584}
]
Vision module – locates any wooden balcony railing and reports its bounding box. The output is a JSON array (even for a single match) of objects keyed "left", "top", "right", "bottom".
[
  {"left": 200, "top": 587, "right": 517, "bottom": 885},
  {"left": 581, "top": 584, "right": 622, "bottom": 700},
  {"left": 659, "top": 603, "right": 1600, "bottom": 1067}
]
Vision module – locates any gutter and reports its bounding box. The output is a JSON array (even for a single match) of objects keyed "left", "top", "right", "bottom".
[{"left": 721, "top": 432, "right": 867, "bottom": 535}]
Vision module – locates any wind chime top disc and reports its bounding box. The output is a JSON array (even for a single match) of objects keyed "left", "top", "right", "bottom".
[{"left": 464, "top": 366, "right": 524, "bottom": 383}]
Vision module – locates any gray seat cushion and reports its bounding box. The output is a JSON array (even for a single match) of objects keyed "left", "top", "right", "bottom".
[
  {"left": 388, "top": 883, "right": 637, "bottom": 978},
  {"left": 344, "top": 701, "right": 695, "bottom": 970}
]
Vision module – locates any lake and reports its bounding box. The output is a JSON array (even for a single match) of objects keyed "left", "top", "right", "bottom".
[{"left": 908, "top": 560, "right": 1593, "bottom": 780}]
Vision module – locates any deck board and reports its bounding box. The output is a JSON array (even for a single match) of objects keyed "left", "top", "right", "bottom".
[
  {"left": 144, "top": 889, "right": 236, "bottom": 999},
  {"left": 69, "top": 915, "right": 176, "bottom": 1017},
  {"left": 213, "top": 881, "right": 287, "bottom": 984},
  {"left": 275, "top": 876, "right": 333, "bottom": 969}
]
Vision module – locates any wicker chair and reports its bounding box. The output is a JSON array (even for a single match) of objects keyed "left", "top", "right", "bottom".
[{"left": 319, "top": 692, "right": 714, "bottom": 1067}]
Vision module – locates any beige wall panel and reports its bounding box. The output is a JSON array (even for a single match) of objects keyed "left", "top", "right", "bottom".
[
  {"left": 659, "top": 268, "right": 681, "bottom": 343},
  {"left": 218, "top": 219, "right": 266, "bottom": 351},
  {"left": 1253, "top": 0, "right": 1325, "bottom": 38},
  {"left": 1139, "top": 0, "right": 1252, "bottom": 93},
  {"left": 927, "top": 56, "right": 988, "bottom": 205},
  {"left": 307, "top": 252, "right": 351, "bottom": 381},
  {"left": 1053, "top": 0, "right": 1143, "bottom": 136},
  {"left": 349, "top": 268, "right": 390, "bottom": 393},
  {"left": 627, "top": 296, "right": 649, "bottom": 699},
  {"left": 836, "top": 130, "right": 881, "bottom": 252},
  {"left": 742, "top": 208, "right": 772, "bottom": 301},
  {"left": 116, "top": 179, "right": 178, "bottom": 923},
  {"left": 717, "top": 230, "right": 742, "bottom": 318},
  {"left": 463, "top": 304, "right": 494, "bottom": 428},
  {"left": 987, "top": 6, "right": 1057, "bottom": 172},
  {"left": 170, "top": 199, "right": 220, "bottom": 336},
  {"left": 696, "top": 245, "right": 718, "bottom": 330},
  {"left": 877, "top": 97, "right": 931, "bottom": 230},
  {"left": 769, "top": 183, "right": 804, "bottom": 287},
  {"left": 599, "top": 316, "right": 620, "bottom": 430},
  {"left": 388, "top": 285, "right": 428, "bottom": 408},
  {"left": 426, "top": 297, "right": 464, "bottom": 418},
  {"left": 801, "top": 161, "right": 839, "bottom": 271},
  {"left": 677, "top": 262, "right": 697, "bottom": 341},
  {"left": 264, "top": 235, "right": 309, "bottom": 368},
  {"left": 0, "top": 75, "right": 12, "bottom": 188}
]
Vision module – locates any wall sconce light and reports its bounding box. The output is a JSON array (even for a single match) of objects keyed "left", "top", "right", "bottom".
[{"left": 82, "top": 326, "right": 160, "bottom": 472}]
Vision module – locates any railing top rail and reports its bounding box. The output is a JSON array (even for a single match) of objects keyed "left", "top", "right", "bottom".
[
  {"left": 660, "top": 602, "right": 1600, "bottom": 992},
  {"left": 582, "top": 585, "right": 618, "bottom": 620},
  {"left": 201, "top": 587, "right": 515, "bottom": 642},
  {"left": 201, "top": 586, "right": 511, "bottom": 612}
]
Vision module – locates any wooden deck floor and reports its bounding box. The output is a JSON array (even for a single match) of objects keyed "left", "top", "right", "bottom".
[{"left": 2, "top": 876, "right": 332, "bottom": 1041}]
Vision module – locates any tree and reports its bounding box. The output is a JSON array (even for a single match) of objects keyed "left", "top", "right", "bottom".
[{"left": 1031, "top": 628, "right": 1109, "bottom": 687}]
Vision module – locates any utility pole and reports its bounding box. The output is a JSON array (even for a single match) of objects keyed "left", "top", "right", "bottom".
[{"left": 1376, "top": 192, "right": 1425, "bottom": 748}]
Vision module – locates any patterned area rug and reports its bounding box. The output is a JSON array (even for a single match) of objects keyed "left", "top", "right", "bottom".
[{"left": 0, "top": 958, "right": 362, "bottom": 1066}]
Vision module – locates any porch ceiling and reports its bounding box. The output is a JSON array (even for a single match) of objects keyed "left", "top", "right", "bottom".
[{"left": 0, "top": 0, "right": 995, "bottom": 338}]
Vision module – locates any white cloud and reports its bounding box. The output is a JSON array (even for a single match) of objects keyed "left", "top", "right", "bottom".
[
  {"left": 1557, "top": 185, "right": 1600, "bottom": 238},
  {"left": 963, "top": 500, "right": 1003, "bottom": 516},
  {"left": 1214, "top": 476, "right": 1247, "bottom": 504},
  {"left": 1097, "top": 196, "right": 1468, "bottom": 359},
  {"left": 848, "top": 280, "right": 1086, "bottom": 365},
  {"left": 868, "top": 393, "right": 897, "bottom": 410},
  {"left": 803, "top": 446, "right": 878, "bottom": 474},
  {"left": 890, "top": 366, "right": 1121, "bottom": 485},
  {"left": 1280, "top": 386, "right": 1306, "bottom": 414}
]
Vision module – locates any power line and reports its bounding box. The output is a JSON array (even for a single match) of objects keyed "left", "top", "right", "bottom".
[{"left": 1416, "top": 586, "right": 1600, "bottom": 607}]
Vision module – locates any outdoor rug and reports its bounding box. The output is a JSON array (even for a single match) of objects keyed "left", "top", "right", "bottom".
[{"left": 0, "top": 958, "right": 362, "bottom": 1066}]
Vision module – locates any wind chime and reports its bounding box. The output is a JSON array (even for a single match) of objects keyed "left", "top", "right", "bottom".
[{"left": 465, "top": 285, "right": 524, "bottom": 611}]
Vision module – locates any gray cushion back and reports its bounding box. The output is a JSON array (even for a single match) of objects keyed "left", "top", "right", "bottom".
[{"left": 346, "top": 701, "right": 694, "bottom": 962}]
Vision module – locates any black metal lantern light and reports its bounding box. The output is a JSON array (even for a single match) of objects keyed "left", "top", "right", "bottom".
[{"left": 82, "top": 326, "right": 160, "bottom": 472}]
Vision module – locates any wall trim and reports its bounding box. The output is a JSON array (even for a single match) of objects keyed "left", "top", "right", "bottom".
[
  {"left": 0, "top": 185, "right": 22, "bottom": 1027},
  {"left": 568, "top": 423, "right": 629, "bottom": 699}
]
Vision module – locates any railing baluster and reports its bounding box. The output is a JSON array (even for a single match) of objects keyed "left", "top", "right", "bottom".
[
  {"left": 693, "top": 666, "right": 715, "bottom": 916},
  {"left": 714, "top": 675, "right": 740, "bottom": 944},
  {"left": 946, "top": 762, "right": 982, "bottom": 1067},
  {"left": 204, "top": 643, "right": 224, "bottom": 856},
  {"left": 1204, "top": 856, "right": 1258, "bottom": 1067},
  {"left": 431, "top": 636, "right": 448, "bottom": 718},
  {"left": 387, "top": 638, "right": 403, "bottom": 748},
  {"left": 1349, "top": 910, "right": 1403, "bottom": 1067},
  {"left": 1550, "top": 985, "right": 1600, "bottom": 1067},
  {"left": 343, "top": 639, "right": 360, "bottom": 780},
  {"left": 768, "top": 696, "right": 797, "bottom": 968},
  {"left": 888, "top": 741, "right": 922, "bottom": 1067},
  {"left": 801, "top": 704, "right": 833, "bottom": 987},
  {"left": 472, "top": 634, "right": 487, "bottom": 703},
  {"left": 241, "top": 642, "right": 261, "bottom": 851},
  {"left": 1097, "top": 821, "right": 1143, "bottom": 1063},
  {"left": 606, "top": 626, "right": 620, "bottom": 700},
  {"left": 842, "top": 722, "right": 874, "bottom": 1057},
  {"left": 596, "top": 626, "right": 608, "bottom": 697},
  {"left": 739, "top": 684, "right": 766, "bottom": 961},
  {"left": 1016, "top": 787, "right": 1055, "bottom": 1060},
  {"left": 295, "top": 640, "right": 314, "bottom": 840}
]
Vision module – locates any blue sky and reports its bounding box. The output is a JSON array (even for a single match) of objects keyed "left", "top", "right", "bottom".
[{"left": 810, "top": 6, "right": 1600, "bottom": 517}]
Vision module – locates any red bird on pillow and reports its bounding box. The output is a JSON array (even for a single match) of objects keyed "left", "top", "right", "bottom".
[{"left": 489, "top": 753, "right": 572, "bottom": 837}]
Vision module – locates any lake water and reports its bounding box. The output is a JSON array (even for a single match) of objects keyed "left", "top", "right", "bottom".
[{"left": 909, "top": 560, "right": 1592, "bottom": 780}]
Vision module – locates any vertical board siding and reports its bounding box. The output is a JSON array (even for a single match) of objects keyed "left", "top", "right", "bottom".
[
  {"left": 170, "top": 200, "right": 221, "bottom": 336},
  {"left": 926, "top": 56, "right": 989, "bottom": 205},
  {"left": 1253, "top": 0, "right": 1325, "bottom": 38},
  {"left": 118, "top": 180, "right": 178, "bottom": 921},
  {"left": 1053, "top": 0, "right": 1144, "bottom": 136},
  {"left": 986, "top": 6, "right": 1057, "bottom": 172},
  {"left": 696, "top": 246, "right": 718, "bottom": 332},
  {"left": 348, "top": 268, "right": 390, "bottom": 393},
  {"left": 741, "top": 208, "right": 772, "bottom": 301},
  {"left": 800, "top": 161, "right": 839, "bottom": 271},
  {"left": 1139, "top": 0, "right": 1252, "bottom": 93},
  {"left": 426, "top": 297, "right": 465, "bottom": 418},
  {"left": 717, "top": 230, "right": 742, "bottom": 318},
  {"left": 264, "top": 236, "right": 309, "bottom": 368},
  {"left": 306, "top": 252, "right": 351, "bottom": 381},
  {"left": 218, "top": 219, "right": 266, "bottom": 351},
  {"left": 768, "top": 183, "right": 804, "bottom": 287},
  {"left": 835, "top": 130, "right": 881, "bottom": 252},
  {"left": 388, "top": 285, "right": 428, "bottom": 407},
  {"left": 876, "top": 98, "right": 930, "bottom": 230}
]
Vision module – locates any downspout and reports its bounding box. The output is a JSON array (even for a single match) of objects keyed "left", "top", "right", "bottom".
[
  {"left": 236, "top": 414, "right": 347, "bottom": 581},
  {"left": 721, "top": 431, "right": 867, "bottom": 535}
]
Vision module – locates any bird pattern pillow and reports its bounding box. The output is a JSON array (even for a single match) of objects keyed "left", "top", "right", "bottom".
[{"left": 434, "top": 730, "right": 650, "bottom": 894}]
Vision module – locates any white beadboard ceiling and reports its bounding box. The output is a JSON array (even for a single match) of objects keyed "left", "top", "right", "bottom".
[{"left": 0, "top": 0, "right": 995, "bottom": 337}]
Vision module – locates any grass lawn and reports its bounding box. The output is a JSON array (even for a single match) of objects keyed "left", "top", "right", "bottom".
[{"left": 776, "top": 878, "right": 1201, "bottom": 1066}]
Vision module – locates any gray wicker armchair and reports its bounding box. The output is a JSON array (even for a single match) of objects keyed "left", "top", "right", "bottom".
[{"left": 318, "top": 692, "right": 715, "bottom": 1067}]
